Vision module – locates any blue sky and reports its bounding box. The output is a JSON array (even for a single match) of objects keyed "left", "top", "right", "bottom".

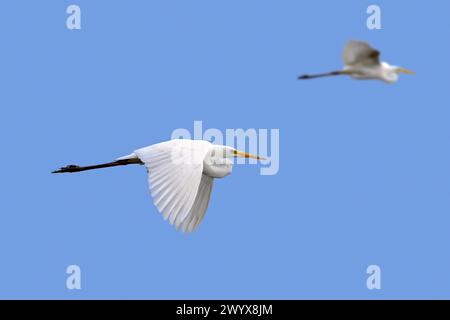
[{"left": 0, "top": 0, "right": 449, "bottom": 299}]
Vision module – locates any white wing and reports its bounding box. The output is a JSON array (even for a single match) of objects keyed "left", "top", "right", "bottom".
[
  {"left": 343, "top": 41, "right": 380, "bottom": 67},
  {"left": 182, "top": 174, "right": 214, "bottom": 233},
  {"left": 133, "top": 139, "right": 212, "bottom": 231}
]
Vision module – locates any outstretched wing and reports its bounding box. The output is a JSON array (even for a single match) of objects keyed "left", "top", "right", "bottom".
[
  {"left": 343, "top": 41, "right": 380, "bottom": 67},
  {"left": 133, "top": 139, "right": 212, "bottom": 231},
  {"left": 182, "top": 174, "right": 214, "bottom": 233}
]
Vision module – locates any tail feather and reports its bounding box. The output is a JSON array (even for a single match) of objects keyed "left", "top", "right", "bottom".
[{"left": 52, "top": 158, "right": 143, "bottom": 174}]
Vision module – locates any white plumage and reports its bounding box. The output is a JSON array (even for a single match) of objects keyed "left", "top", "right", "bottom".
[
  {"left": 299, "top": 40, "right": 415, "bottom": 83},
  {"left": 132, "top": 140, "right": 212, "bottom": 232},
  {"left": 54, "top": 139, "right": 263, "bottom": 233}
]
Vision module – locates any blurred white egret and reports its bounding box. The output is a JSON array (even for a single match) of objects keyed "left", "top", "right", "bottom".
[
  {"left": 298, "top": 40, "right": 415, "bottom": 83},
  {"left": 53, "top": 139, "right": 264, "bottom": 232}
]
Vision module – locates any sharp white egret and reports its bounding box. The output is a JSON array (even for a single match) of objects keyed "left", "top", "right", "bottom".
[
  {"left": 298, "top": 40, "right": 415, "bottom": 83},
  {"left": 53, "top": 139, "right": 264, "bottom": 232}
]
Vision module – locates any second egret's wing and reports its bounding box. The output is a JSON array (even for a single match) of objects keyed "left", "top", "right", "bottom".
[
  {"left": 343, "top": 41, "right": 380, "bottom": 67},
  {"left": 134, "top": 139, "right": 212, "bottom": 230}
]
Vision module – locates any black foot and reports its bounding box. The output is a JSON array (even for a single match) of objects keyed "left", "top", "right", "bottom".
[{"left": 52, "top": 165, "right": 81, "bottom": 174}]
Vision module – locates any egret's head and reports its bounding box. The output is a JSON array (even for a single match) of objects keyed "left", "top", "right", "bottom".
[
  {"left": 382, "top": 63, "right": 415, "bottom": 83},
  {"left": 213, "top": 145, "right": 265, "bottom": 160}
]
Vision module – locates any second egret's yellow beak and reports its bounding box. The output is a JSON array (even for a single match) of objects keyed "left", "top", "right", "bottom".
[
  {"left": 397, "top": 67, "right": 416, "bottom": 75},
  {"left": 233, "top": 150, "right": 266, "bottom": 160}
]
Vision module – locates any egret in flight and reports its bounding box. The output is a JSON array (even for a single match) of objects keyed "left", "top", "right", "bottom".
[
  {"left": 53, "top": 139, "right": 264, "bottom": 232},
  {"left": 298, "top": 40, "right": 415, "bottom": 83}
]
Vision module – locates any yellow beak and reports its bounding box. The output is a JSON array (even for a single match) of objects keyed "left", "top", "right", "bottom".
[
  {"left": 398, "top": 67, "right": 416, "bottom": 75},
  {"left": 234, "top": 150, "right": 266, "bottom": 160}
]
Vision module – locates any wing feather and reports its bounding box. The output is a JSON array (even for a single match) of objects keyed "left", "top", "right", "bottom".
[
  {"left": 343, "top": 41, "right": 380, "bottom": 67},
  {"left": 182, "top": 174, "right": 214, "bottom": 232},
  {"left": 134, "top": 139, "right": 212, "bottom": 230}
]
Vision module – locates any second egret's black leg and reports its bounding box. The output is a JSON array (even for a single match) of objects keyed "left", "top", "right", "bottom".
[{"left": 298, "top": 71, "right": 345, "bottom": 80}]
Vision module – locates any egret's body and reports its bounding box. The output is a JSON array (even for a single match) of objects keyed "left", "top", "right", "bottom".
[
  {"left": 298, "top": 41, "right": 414, "bottom": 83},
  {"left": 53, "top": 139, "right": 263, "bottom": 232}
]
